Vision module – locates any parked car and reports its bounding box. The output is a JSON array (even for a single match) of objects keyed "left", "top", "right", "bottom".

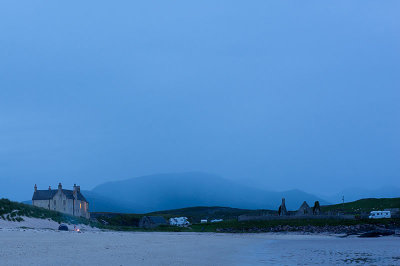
[
  {"left": 210, "top": 219, "right": 223, "bottom": 223},
  {"left": 58, "top": 224, "right": 69, "bottom": 231},
  {"left": 369, "top": 211, "right": 391, "bottom": 219}
]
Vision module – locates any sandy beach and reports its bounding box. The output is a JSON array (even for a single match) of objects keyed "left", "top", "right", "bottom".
[{"left": 0, "top": 229, "right": 399, "bottom": 265}]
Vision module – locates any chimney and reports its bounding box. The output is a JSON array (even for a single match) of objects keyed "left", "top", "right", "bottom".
[
  {"left": 58, "top": 183, "right": 62, "bottom": 191},
  {"left": 73, "top": 184, "right": 77, "bottom": 199},
  {"left": 48, "top": 186, "right": 51, "bottom": 190},
  {"left": 34, "top": 184, "right": 37, "bottom": 192}
]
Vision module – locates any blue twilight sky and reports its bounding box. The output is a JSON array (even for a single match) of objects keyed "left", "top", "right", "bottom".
[{"left": 0, "top": 1, "right": 399, "bottom": 201}]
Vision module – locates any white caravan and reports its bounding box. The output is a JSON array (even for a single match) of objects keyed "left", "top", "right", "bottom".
[
  {"left": 169, "top": 217, "right": 190, "bottom": 227},
  {"left": 369, "top": 211, "right": 391, "bottom": 219}
]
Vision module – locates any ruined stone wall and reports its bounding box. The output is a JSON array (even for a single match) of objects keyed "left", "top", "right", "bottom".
[{"left": 238, "top": 214, "right": 355, "bottom": 222}]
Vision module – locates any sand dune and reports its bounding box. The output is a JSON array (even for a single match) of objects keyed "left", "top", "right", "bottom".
[{"left": 0, "top": 216, "right": 98, "bottom": 231}]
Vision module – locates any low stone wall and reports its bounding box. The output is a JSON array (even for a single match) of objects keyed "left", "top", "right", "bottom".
[{"left": 238, "top": 214, "right": 355, "bottom": 222}]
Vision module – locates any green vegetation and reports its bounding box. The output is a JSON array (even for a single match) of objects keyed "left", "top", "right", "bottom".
[
  {"left": 321, "top": 198, "right": 400, "bottom": 214},
  {"left": 149, "top": 206, "right": 274, "bottom": 223},
  {"left": 0, "top": 198, "right": 95, "bottom": 226},
  {"left": 91, "top": 198, "right": 400, "bottom": 232},
  {"left": 2, "top": 197, "right": 399, "bottom": 233},
  {"left": 192, "top": 218, "right": 400, "bottom": 232},
  {"left": 92, "top": 206, "right": 275, "bottom": 230},
  {"left": 93, "top": 213, "right": 142, "bottom": 227},
  {"left": 92, "top": 218, "right": 400, "bottom": 233}
]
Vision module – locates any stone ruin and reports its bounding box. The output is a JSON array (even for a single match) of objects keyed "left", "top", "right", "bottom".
[
  {"left": 278, "top": 198, "right": 288, "bottom": 216},
  {"left": 312, "top": 201, "right": 321, "bottom": 215},
  {"left": 277, "top": 199, "right": 322, "bottom": 216},
  {"left": 296, "top": 201, "right": 312, "bottom": 216},
  {"left": 238, "top": 199, "right": 355, "bottom": 222}
]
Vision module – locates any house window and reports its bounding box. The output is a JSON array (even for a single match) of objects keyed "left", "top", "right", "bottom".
[
  {"left": 63, "top": 200, "right": 66, "bottom": 205},
  {"left": 80, "top": 203, "right": 82, "bottom": 209},
  {"left": 54, "top": 200, "right": 56, "bottom": 205}
]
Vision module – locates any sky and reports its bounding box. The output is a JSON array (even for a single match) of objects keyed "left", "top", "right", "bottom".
[{"left": 0, "top": 1, "right": 399, "bottom": 201}]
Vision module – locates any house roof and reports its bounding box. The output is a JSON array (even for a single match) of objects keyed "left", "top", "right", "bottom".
[
  {"left": 32, "top": 190, "right": 58, "bottom": 200},
  {"left": 32, "top": 189, "right": 88, "bottom": 202}
]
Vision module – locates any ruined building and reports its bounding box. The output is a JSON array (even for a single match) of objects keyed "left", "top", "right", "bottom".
[
  {"left": 296, "top": 201, "right": 312, "bottom": 216},
  {"left": 312, "top": 201, "right": 321, "bottom": 215},
  {"left": 278, "top": 198, "right": 288, "bottom": 216}
]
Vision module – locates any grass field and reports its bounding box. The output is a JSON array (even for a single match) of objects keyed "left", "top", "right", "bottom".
[
  {"left": 149, "top": 206, "right": 276, "bottom": 222},
  {"left": 189, "top": 217, "right": 400, "bottom": 232},
  {"left": 92, "top": 197, "right": 400, "bottom": 232},
  {"left": 321, "top": 198, "right": 400, "bottom": 214},
  {"left": 89, "top": 217, "right": 400, "bottom": 233}
]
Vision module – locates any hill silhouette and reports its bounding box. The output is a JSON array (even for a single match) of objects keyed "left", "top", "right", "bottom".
[{"left": 89, "top": 172, "right": 328, "bottom": 213}]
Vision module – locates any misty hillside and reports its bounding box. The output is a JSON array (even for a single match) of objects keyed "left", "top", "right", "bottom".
[
  {"left": 81, "top": 191, "right": 147, "bottom": 213},
  {"left": 90, "top": 172, "right": 328, "bottom": 213},
  {"left": 322, "top": 187, "right": 400, "bottom": 204}
]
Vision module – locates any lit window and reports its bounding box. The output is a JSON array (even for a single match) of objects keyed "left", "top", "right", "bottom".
[{"left": 80, "top": 203, "right": 82, "bottom": 209}]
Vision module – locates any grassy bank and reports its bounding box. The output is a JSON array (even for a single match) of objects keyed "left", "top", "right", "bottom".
[
  {"left": 321, "top": 198, "right": 400, "bottom": 214},
  {"left": 93, "top": 218, "right": 400, "bottom": 233},
  {"left": 0, "top": 198, "right": 95, "bottom": 226},
  {"left": 190, "top": 218, "right": 400, "bottom": 232},
  {"left": 93, "top": 197, "right": 400, "bottom": 232},
  {"left": 149, "top": 206, "right": 274, "bottom": 222}
]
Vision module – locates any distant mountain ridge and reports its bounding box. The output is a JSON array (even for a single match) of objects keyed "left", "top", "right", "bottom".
[{"left": 89, "top": 172, "right": 328, "bottom": 213}]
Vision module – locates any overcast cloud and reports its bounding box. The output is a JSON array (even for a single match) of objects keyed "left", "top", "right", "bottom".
[{"left": 0, "top": 1, "right": 399, "bottom": 200}]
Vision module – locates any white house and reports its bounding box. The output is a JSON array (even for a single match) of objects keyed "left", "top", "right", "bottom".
[{"left": 32, "top": 183, "right": 90, "bottom": 219}]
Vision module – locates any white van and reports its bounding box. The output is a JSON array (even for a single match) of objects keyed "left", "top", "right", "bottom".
[
  {"left": 169, "top": 217, "right": 190, "bottom": 227},
  {"left": 369, "top": 211, "right": 391, "bottom": 219}
]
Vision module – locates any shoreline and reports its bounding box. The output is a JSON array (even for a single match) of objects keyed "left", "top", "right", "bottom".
[
  {"left": 1, "top": 229, "right": 399, "bottom": 265},
  {"left": 1, "top": 216, "right": 399, "bottom": 238},
  {"left": 1, "top": 225, "right": 398, "bottom": 239}
]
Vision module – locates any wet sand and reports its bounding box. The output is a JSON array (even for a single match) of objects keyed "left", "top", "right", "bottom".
[{"left": 0, "top": 230, "right": 399, "bottom": 265}]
